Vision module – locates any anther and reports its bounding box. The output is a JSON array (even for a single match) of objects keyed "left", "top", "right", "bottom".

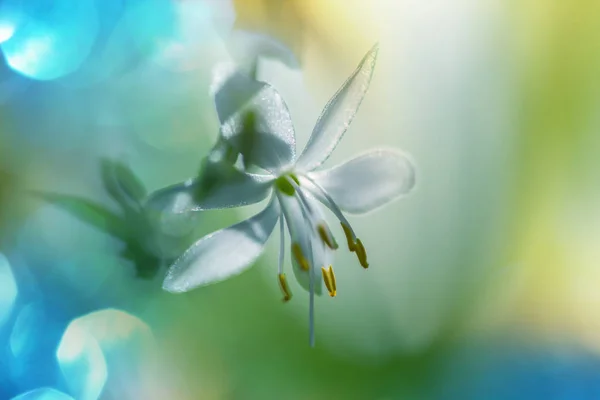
[
  {"left": 340, "top": 222, "right": 356, "bottom": 252},
  {"left": 278, "top": 273, "right": 292, "bottom": 302},
  {"left": 291, "top": 242, "right": 310, "bottom": 271},
  {"left": 321, "top": 265, "right": 337, "bottom": 297},
  {"left": 317, "top": 224, "right": 338, "bottom": 250},
  {"left": 354, "top": 239, "right": 369, "bottom": 269}
]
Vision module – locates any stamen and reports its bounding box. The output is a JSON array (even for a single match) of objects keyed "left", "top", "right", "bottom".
[
  {"left": 289, "top": 173, "right": 300, "bottom": 186},
  {"left": 275, "top": 176, "right": 295, "bottom": 196},
  {"left": 278, "top": 217, "right": 285, "bottom": 274},
  {"left": 354, "top": 238, "right": 369, "bottom": 269},
  {"left": 317, "top": 224, "right": 338, "bottom": 250},
  {"left": 309, "top": 256, "right": 316, "bottom": 347},
  {"left": 300, "top": 174, "right": 358, "bottom": 247},
  {"left": 291, "top": 242, "right": 310, "bottom": 271},
  {"left": 287, "top": 177, "right": 341, "bottom": 254},
  {"left": 341, "top": 222, "right": 356, "bottom": 252},
  {"left": 321, "top": 265, "right": 337, "bottom": 297},
  {"left": 278, "top": 273, "right": 292, "bottom": 302}
]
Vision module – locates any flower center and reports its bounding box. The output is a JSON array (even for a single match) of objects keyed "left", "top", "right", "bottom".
[
  {"left": 274, "top": 173, "right": 370, "bottom": 301},
  {"left": 274, "top": 172, "right": 300, "bottom": 196}
]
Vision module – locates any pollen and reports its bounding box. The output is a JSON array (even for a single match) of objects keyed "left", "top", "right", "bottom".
[
  {"left": 340, "top": 222, "right": 356, "bottom": 251},
  {"left": 291, "top": 242, "right": 310, "bottom": 271},
  {"left": 317, "top": 224, "right": 338, "bottom": 250},
  {"left": 278, "top": 273, "right": 292, "bottom": 302},
  {"left": 321, "top": 265, "right": 337, "bottom": 297},
  {"left": 354, "top": 239, "right": 369, "bottom": 269}
]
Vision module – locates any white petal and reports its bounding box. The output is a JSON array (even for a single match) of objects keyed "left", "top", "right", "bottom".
[
  {"left": 146, "top": 170, "right": 272, "bottom": 213},
  {"left": 162, "top": 200, "right": 280, "bottom": 292},
  {"left": 277, "top": 192, "right": 323, "bottom": 295},
  {"left": 296, "top": 44, "right": 379, "bottom": 171},
  {"left": 308, "top": 149, "right": 416, "bottom": 214},
  {"left": 212, "top": 62, "right": 263, "bottom": 124},
  {"left": 211, "top": 63, "right": 296, "bottom": 172}
]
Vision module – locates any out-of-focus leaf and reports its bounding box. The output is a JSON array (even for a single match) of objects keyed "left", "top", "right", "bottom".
[
  {"left": 34, "top": 191, "right": 165, "bottom": 279},
  {"left": 32, "top": 192, "right": 130, "bottom": 241},
  {"left": 100, "top": 158, "right": 147, "bottom": 211},
  {"left": 121, "top": 240, "right": 165, "bottom": 280}
]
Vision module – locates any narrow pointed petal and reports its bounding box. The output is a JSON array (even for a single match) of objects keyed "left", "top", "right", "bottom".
[
  {"left": 145, "top": 169, "right": 272, "bottom": 235},
  {"left": 211, "top": 62, "right": 263, "bottom": 124},
  {"left": 211, "top": 63, "right": 296, "bottom": 172},
  {"left": 146, "top": 170, "right": 272, "bottom": 213},
  {"left": 163, "top": 200, "right": 280, "bottom": 293},
  {"left": 277, "top": 192, "right": 324, "bottom": 295},
  {"left": 296, "top": 44, "right": 379, "bottom": 171},
  {"left": 308, "top": 149, "right": 416, "bottom": 214}
]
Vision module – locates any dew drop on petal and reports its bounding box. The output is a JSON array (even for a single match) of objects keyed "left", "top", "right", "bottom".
[
  {"left": 10, "top": 388, "right": 75, "bottom": 400},
  {"left": 56, "top": 318, "right": 107, "bottom": 400},
  {"left": 0, "top": 252, "right": 18, "bottom": 328}
]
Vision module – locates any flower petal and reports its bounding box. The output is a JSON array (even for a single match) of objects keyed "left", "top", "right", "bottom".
[
  {"left": 211, "top": 63, "right": 296, "bottom": 172},
  {"left": 144, "top": 165, "right": 272, "bottom": 239},
  {"left": 307, "top": 149, "right": 415, "bottom": 214},
  {"left": 162, "top": 200, "right": 280, "bottom": 293},
  {"left": 145, "top": 169, "right": 272, "bottom": 215},
  {"left": 277, "top": 192, "right": 323, "bottom": 295},
  {"left": 296, "top": 44, "right": 379, "bottom": 172}
]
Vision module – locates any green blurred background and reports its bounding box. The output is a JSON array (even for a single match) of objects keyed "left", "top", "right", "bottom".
[{"left": 1, "top": 0, "right": 600, "bottom": 399}]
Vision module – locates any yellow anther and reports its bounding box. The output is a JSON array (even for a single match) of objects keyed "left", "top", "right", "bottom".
[
  {"left": 340, "top": 222, "right": 356, "bottom": 252},
  {"left": 278, "top": 273, "right": 292, "bottom": 302},
  {"left": 321, "top": 265, "right": 337, "bottom": 297},
  {"left": 317, "top": 224, "right": 338, "bottom": 250},
  {"left": 354, "top": 238, "right": 369, "bottom": 269},
  {"left": 291, "top": 242, "right": 310, "bottom": 271}
]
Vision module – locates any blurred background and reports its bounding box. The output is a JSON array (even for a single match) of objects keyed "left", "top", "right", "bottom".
[{"left": 1, "top": 0, "right": 600, "bottom": 399}]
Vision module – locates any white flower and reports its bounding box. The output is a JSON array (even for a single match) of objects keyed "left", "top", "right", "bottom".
[{"left": 147, "top": 44, "right": 416, "bottom": 346}]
